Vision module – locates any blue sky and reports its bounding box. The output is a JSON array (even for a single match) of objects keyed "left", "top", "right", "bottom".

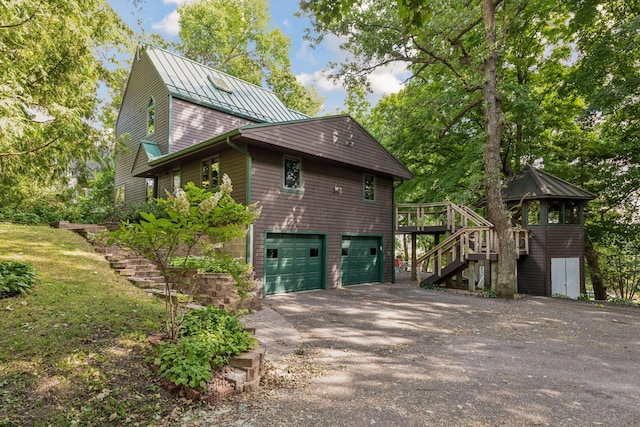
[{"left": 107, "top": 0, "right": 407, "bottom": 114}]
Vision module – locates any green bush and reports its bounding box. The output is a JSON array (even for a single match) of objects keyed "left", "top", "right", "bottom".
[
  {"left": 479, "top": 288, "right": 496, "bottom": 298},
  {"left": 0, "top": 261, "right": 36, "bottom": 296},
  {"left": 609, "top": 297, "right": 634, "bottom": 305},
  {"left": 154, "top": 307, "right": 255, "bottom": 390}
]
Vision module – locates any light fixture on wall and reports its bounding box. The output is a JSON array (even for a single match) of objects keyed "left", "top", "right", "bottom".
[
  {"left": 334, "top": 186, "right": 343, "bottom": 194},
  {"left": 345, "top": 139, "right": 354, "bottom": 147}
]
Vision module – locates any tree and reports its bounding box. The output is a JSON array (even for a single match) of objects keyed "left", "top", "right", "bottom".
[
  {"left": 302, "top": 0, "right": 532, "bottom": 296},
  {"left": 0, "top": 0, "right": 134, "bottom": 206},
  {"left": 177, "top": 0, "right": 322, "bottom": 116},
  {"left": 109, "top": 177, "right": 260, "bottom": 339}
]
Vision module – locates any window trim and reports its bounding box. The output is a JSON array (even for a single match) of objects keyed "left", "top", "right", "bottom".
[
  {"left": 147, "top": 97, "right": 156, "bottom": 136},
  {"left": 363, "top": 173, "right": 376, "bottom": 203},
  {"left": 145, "top": 177, "right": 157, "bottom": 202},
  {"left": 281, "top": 155, "right": 304, "bottom": 194},
  {"left": 172, "top": 169, "right": 181, "bottom": 194},
  {"left": 201, "top": 156, "right": 220, "bottom": 191}
]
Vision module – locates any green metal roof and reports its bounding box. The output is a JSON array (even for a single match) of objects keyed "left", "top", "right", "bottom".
[
  {"left": 144, "top": 46, "right": 309, "bottom": 123},
  {"left": 140, "top": 140, "right": 162, "bottom": 160},
  {"left": 503, "top": 165, "right": 596, "bottom": 201}
]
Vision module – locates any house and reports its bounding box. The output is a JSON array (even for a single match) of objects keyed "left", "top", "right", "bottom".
[{"left": 115, "top": 46, "right": 413, "bottom": 296}]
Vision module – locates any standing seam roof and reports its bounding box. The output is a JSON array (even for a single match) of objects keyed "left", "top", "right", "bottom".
[{"left": 144, "top": 47, "right": 309, "bottom": 123}]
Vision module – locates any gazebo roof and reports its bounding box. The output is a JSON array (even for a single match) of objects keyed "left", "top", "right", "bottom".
[{"left": 502, "top": 165, "right": 596, "bottom": 202}]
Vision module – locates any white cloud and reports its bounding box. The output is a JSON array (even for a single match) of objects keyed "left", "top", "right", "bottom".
[
  {"left": 297, "top": 69, "right": 342, "bottom": 92},
  {"left": 152, "top": 10, "right": 180, "bottom": 36},
  {"left": 295, "top": 41, "right": 318, "bottom": 65},
  {"left": 162, "top": 0, "right": 191, "bottom": 5},
  {"left": 282, "top": 18, "right": 290, "bottom": 27},
  {"left": 367, "top": 63, "right": 409, "bottom": 96}
]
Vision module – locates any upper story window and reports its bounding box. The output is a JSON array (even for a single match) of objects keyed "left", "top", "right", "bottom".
[
  {"left": 147, "top": 97, "right": 156, "bottom": 135},
  {"left": 363, "top": 174, "right": 376, "bottom": 201},
  {"left": 283, "top": 156, "right": 303, "bottom": 192},
  {"left": 547, "top": 200, "right": 562, "bottom": 224},
  {"left": 201, "top": 157, "right": 220, "bottom": 190}
]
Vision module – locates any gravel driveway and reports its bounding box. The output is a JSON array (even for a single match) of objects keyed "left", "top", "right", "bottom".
[{"left": 177, "top": 282, "right": 640, "bottom": 426}]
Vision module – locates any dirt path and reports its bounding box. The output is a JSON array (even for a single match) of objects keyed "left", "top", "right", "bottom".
[{"left": 176, "top": 283, "right": 640, "bottom": 426}]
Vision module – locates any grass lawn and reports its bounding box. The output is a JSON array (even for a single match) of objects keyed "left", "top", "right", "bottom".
[{"left": 0, "top": 223, "right": 181, "bottom": 426}]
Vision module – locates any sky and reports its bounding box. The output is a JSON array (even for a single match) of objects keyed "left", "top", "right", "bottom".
[{"left": 107, "top": 0, "right": 408, "bottom": 114}]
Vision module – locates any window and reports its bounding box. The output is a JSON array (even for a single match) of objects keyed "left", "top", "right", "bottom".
[
  {"left": 363, "top": 174, "right": 376, "bottom": 201},
  {"left": 310, "top": 248, "right": 319, "bottom": 257},
  {"left": 341, "top": 248, "right": 349, "bottom": 256},
  {"left": 147, "top": 97, "right": 156, "bottom": 135},
  {"left": 201, "top": 157, "right": 219, "bottom": 190},
  {"left": 267, "top": 249, "right": 278, "bottom": 259},
  {"left": 145, "top": 177, "right": 156, "bottom": 201},
  {"left": 547, "top": 200, "right": 562, "bottom": 224},
  {"left": 565, "top": 201, "right": 580, "bottom": 224},
  {"left": 115, "top": 185, "right": 125, "bottom": 206},
  {"left": 526, "top": 200, "right": 541, "bottom": 225},
  {"left": 172, "top": 170, "right": 181, "bottom": 194},
  {"left": 283, "top": 156, "right": 302, "bottom": 191}
]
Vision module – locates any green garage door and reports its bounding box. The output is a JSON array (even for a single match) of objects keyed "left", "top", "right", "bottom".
[
  {"left": 341, "top": 236, "right": 382, "bottom": 286},
  {"left": 264, "top": 233, "right": 324, "bottom": 295}
]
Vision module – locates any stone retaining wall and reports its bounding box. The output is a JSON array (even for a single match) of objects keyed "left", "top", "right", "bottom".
[{"left": 169, "top": 268, "right": 261, "bottom": 313}]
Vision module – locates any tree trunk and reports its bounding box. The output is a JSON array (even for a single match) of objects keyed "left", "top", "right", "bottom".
[
  {"left": 482, "top": 0, "right": 517, "bottom": 298},
  {"left": 584, "top": 237, "right": 607, "bottom": 300}
]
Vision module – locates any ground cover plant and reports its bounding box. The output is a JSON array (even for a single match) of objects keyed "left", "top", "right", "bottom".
[{"left": 0, "top": 224, "right": 178, "bottom": 426}]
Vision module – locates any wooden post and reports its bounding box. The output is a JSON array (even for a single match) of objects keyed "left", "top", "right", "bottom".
[
  {"left": 468, "top": 260, "right": 476, "bottom": 292},
  {"left": 411, "top": 232, "right": 417, "bottom": 281},
  {"left": 490, "top": 260, "right": 498, "bottom": 291}
]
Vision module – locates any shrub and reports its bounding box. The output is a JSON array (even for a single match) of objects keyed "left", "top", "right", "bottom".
[
  {"left": 479, "top": 288, "right": 496, "bottom": 298},
  {"left": 0, "top": 261, "right": 36, "bottom": 297},
  {"left": 154, "top": 307, "right": 256, "bottom": 390},
  {"left": 609, "top": 297, "right": 634, "bottom": 305}
]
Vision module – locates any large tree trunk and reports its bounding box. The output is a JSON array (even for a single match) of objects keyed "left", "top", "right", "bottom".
[
  {"left": 584, "top": 237, "right": 607, "bottom": 300},
  {"left": 482, "top": 0, "right": 517, "bottom": 298}
]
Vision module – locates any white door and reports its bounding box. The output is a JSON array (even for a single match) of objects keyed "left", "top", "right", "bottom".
[{"left": 551, "top": 258, "right": 580, "bottom": 298}]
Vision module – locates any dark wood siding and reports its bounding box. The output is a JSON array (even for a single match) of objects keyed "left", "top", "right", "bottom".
[
  {"left": 518, "top": 226, "right": 546, "bottom": 295},
  {"left": 240, "top": 116, "right": 412, "bottom": 180},
  {"left": 249, "top": 146, "right": 394, "bottom": 289},
  {"left": 222, "top": 148, "right": 248, "bottom": 205},
  {"left": 115, "top": 51, "right": 169, "bottom": 204},
  {"left": 170, "top": 98, "right": 253, "bottom": 153}
]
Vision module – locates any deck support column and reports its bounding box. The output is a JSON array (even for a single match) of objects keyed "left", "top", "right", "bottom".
[
  {"left": 490, "top": 260, "right": 498, "bottom": 291},
  {"left": 411, "top": 233, "right": 417, "bottom": 282},
  {"left": 468, "top": 261, "right": 477, "bottom": 292}
]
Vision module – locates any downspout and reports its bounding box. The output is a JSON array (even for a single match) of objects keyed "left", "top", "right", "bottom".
[
  {"left": 226, "top": 136, "right": 253, "bottom": 265},
  {"left": 392, "top": 180, "right": 398, "bottom": 284}
]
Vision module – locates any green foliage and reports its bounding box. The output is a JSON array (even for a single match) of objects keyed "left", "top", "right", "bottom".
[
  {"left": 0, "top": 262, "right": 36, "bottom": 296},
  {"left": 154, "top": 307, "right": 255, "bottom": 390},
  {"left": 479, "top": 289, "right": 497, "bottom": 299},
  {"left": 552, "top": 293, "right": 571, "bottom": 299},
  {"left": 109, "top": 177, "right": 260, "bottom": 339},
  {"left": 0, "top": 0, "right": 134, "bottom": 205},
  {"left": 608, "top": 297, "right": 634, "bottom": 306},
  {"left": 577, "top": 293, "right": 591, "bottom": 301},
  {"left": 177, "top": 0, "right": 321, "bottom": 116}
]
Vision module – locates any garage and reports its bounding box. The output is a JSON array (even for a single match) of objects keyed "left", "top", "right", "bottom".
[
  {"left": 341, "top": 235, "right": 383, "bottom": 286},
  {"left": 264, "top": 233, "right": 325, "bottom": 295}
]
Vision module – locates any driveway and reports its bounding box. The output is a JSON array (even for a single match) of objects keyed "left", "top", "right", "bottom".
[{"left": 183, "top": 282, "right": 640, "bottom": 426}]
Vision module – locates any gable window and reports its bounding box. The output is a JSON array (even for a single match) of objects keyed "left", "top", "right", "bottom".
[
  {"left": 363, "top": 174, "right": 376, "bottom": 201},
  {"left": 147, "top": 97, "right": 156, "bottom": 135},
  {"left": 201, "top": 157, "right": 220, "bottom": 190},
  {"left": 145, "top": 177, "right": 157, "bottom": 201},
  {"left": 172, "top": 170, "right": 181, "bottom": 194},
  {"left": 283, "top": 156, "right": 302, "bottom": 192}
]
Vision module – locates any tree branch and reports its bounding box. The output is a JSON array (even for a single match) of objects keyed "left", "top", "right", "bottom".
[
  {"left": 0, "top": 135, "right": 61, "bottom": 158},
  {"left": 0, "top": 3, "right": 42, "bottom": 29},
  {"left": 438, "top": 97, "right": 483, "bottom": 138}
]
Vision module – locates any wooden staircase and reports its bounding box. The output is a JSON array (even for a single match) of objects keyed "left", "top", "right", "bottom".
[{"left": 395, "top": 203, "right": 529, "bottom": 288}]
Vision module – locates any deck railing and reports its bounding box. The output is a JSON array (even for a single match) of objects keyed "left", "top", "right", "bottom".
[{"left": 396, "top": 202, "right": 492, "bottom": 232}]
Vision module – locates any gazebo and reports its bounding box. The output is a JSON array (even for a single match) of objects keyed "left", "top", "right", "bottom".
[{"left": 503, "top": 165, "right": 595, "bottom": 297}]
